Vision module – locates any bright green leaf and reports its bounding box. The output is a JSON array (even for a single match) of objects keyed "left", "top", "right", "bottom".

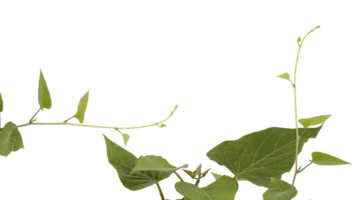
[
  {"left": 298, "top": 115, "right": 331, "bottom": 128},
  {"left": 38, "top": 69, "right": 52, "bottom": 110},
  {"left": 130, "top": 155, "right": 187, "bottom": 175},
  {"left": 263, "top": 178, "right": 298, "bottom": 200},
  {"left": 192, "top": 164, "right": 201, "bottom": 176},
  {"left": 0, "top": 91, "right": 4, "bottom": 114},
  {"left": 207, "top": 125, "right": 323, "bottom": 187},
  {"left": 277, "top": 72, "right": 291, "bottom": 80},
  {"left": 0, "top": 122, "right": 24, "bottom": 156},
  {"left": 75, "top": 91, "right": 89, "bottom": 123},
  {"left": 103, "top": 135, "right": 173, "bottom": 191},
  {"left": 297, "top": 34, "right": 304, "bottom": 46},
  {"left": 121, "top": 133, "right": 129, "bottom": 146},
  {"left": 175, "top": 178, "right": 238, "bottom": 200},
  {"left": 311, "top": 152, "right": 350, "bottom": 165}
]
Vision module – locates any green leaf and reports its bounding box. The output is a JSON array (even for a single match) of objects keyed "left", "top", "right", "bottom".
[
  {"left": 192, "top": 164, "right": 202, "bottom": 176},
  {"left": 207, "top": 125, "right": 323, "bottom": 187},
  {"left": 201, "top": 168, "right": 211, "bottom": 177},
  {"left": 0, "top": 122, "right": 24, "bottom": 156},
  {"left": 263, "top": 178, "right": 298, "bottom": 200},
  {"left": 175, "top": 178, "right": 238, "bottom": 200},
  {"left": 195, "top": 162, "right": 209, "bottom": 176},
  {"left": 182, "top": 169, "right": 197, "bottom": 182},
  {"left": 121, "top": 133, "right": 129, "bottom": 146},
  {"left": 277, "top": 72, "right": 291, "bottom": 80},
  {"left": 103, "top": 135, "right": 173, "bottom": 191},
  {"left": 75, "top": 91, "right": 89, "bottom": 123},
  {"left": 38, "top": 69, "right": 52, "bottom": 110},
  {"left": 211, "top": 172, "right": 223, "bottom": 180},
  {"left": 130, "top": 155, "right": 188, "bottom": 175},
  {"left": 298, "top": 115, "right": 331, "bottom": 128},
  {"left": 0, "top": 93, "right": 3, "bottom": 112},
  {"left": 297, "top": 34, "right": 304, "bottom": 46},
  {"left": 311, "top": 152, "right": 351, "bottom": 165}
]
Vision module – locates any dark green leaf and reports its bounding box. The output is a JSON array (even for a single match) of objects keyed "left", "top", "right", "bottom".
[
  {"left": 0, "top": 91, "right": 4, "bottom": 114},
  {"left": 130, "top": 155, "right": 188, "bottom": 174},
  {"left": 103, "top": 135, "right": 172, "bottom": 191},
  {"left": 277, "top": 73, "right": 290, "bottom": 81},
  {"left": 202, "top": 168, "right": 211, "bottom": 177},
  {"left": 0, "top": 122, "right": 24, "bottom": 156},
  {"left": 263, "top": 178, "right": 298, "bottom": 200},
  {"left": 207, "top": 125, "right": 323, "bottom": 187},
  {"left": 183, "top": 170, "right": 196, "bottom": 179},
  {"left": 175, "top": 178, "right": 238, "bottom": 200}
]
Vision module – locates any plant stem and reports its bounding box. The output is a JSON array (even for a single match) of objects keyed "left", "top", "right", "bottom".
[
  {"left": 156, "top": 182, "right": 165, "bottom": 200},
  {"left": 64, "top": 115, "right": 75, "bottom": 122},
  {"left": 299, "top": 128, "right": 307, "bottom": 138},
  {"left": 174, "top": 171, "right": 184, "bottom": 182},
  {"left": 291, "top": 26, "right": 319, "bottom": 188},
  {"left": 194, "top": 175, "right": 201, "bottom": 186},
  {"left": 291, "top": 34, "right": 302, "bottom": 189},
  {"left": 298, "top": 161, "right": 311, "bottom": 172},
  {"left": 29, "top": 108, "right": 41, "bottom": 123}
]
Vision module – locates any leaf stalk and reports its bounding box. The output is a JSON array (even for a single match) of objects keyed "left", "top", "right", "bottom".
[{"left": 156, "top": 182, "right": 165, "bottom": 200}]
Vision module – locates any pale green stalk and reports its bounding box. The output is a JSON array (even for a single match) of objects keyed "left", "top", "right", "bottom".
[{"left": 291, "top": 26, "right": 320, "bottom": 188}]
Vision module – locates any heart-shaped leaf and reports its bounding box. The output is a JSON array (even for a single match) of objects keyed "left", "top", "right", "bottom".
[
  {"left": 277, "top": 73, "right": 290, "bottom": 81},
  {"left": 263, "top": 178, "right": 298, "bottom": 200},
  {"left": 0, "top": 93, "right": 3, "bottom": 112},
  {"left": 38, "top": 69, "right": 52, "bottom": 110},
  {"left": 175, "top": 178, "right": 238, "bottom": 200},
  {"left": 311, "top": 152, "right": 351, "bottom": 165},
  {"left": 103, "top": 135, "right": 173, "bottom": 191},
  {"left": 130, "top": 155, "right": 188, "bottom": 175},
  {"left": 207, "top": 125, "right": 323, "bottom": 187},
  {"left": 75, "top": 91, "right": 89, "bottom": 123},
  {"left": 298, "top": 115, "right": 331, "bottom": 128},
  {"left": 0, "top": 122, "right": 24, "bottom": 156}
]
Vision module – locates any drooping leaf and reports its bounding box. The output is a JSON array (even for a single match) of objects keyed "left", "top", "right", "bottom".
[
  {"left": 38, "top": 69, "right": 52, "bottom": 110},
  {"left": 263, "top": 178, "right": 298, "bottom": 200},
  {"left": 277, "top": 73, "right": 290, "bottom": 81},
  {"left": 311, "top": 152, "right": 350, "bottom": 165},
  {"left": 103, "top": 135, "right": 172, "bottom": 191},
  {"left": 298, "top": 115, "right": 331, "bottom": 128},
  {"left": 0, "top": 122, "right": 24, "bottom": 156},
  {"left": 207, "top": 125, "right": 323, "bottom": 187},
  {"left": 75, "top": 91, "right": 89, "bottom": 123},
  {"left": 297, "top": 36, "right": 301, "bottom": 43},
  {"left": 121, "top": 133, "right": 129, "bottom": 146},
  {"left": 130, "top": 155, "right": 188, "bottom": 175},
  {"left": 176, "top": 178, "right": 238, "bottom": 200},
  {"left": 192, "top": 164, "right": 201, "bottom": 176},
  {"left": 0, "top": 93, "right": 3, "bottom": 112}
]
